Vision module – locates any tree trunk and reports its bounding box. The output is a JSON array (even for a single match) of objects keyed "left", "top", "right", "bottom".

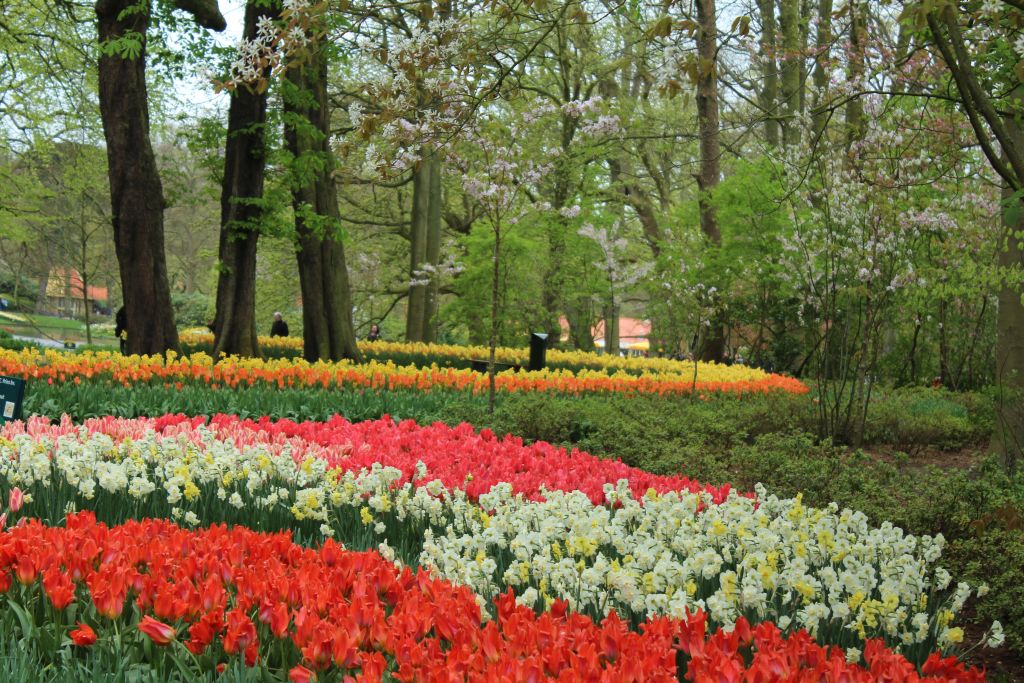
[
  {"left": 96, "top": 0, "right": 180, "bottom": 355},
  {"left": 95, "top": 0, "right": 223, "bottom": 355},
  {"left": 996, "top": 189, "right": 1024, "bottom": 471},
  {"left": 80, "top": 239, "right": 92, "bottom": 345},
  {"left": 604, "top": 301, "right": 619, "bottom": 354},
  {"left": 423, "top": 150, "right": 443, "bottom": 342},
  {"left": 213, "top": 0, "right": 276, "bottom": 359},
  {"left": 488, "top": 222, "right": 501, "bottom": 414},
  {"left": 846, "top": 2, "right": 867, "bottom": 150},
  {"left": 695, "top": 0, "right": 725, "bottom": 363},
  {"left": 284, "top": 48, "right": 361, "bottom": 363},
  {"left": 778, "top": 0, "right": 802, "bottom": 147},
  {"left": 756, "top": 0, "right": 780, "bottom": 147},
  {"left": 405, "top": 154, "right": 430, "bottom": 342},
  {"left": 811, "top": 0, "right": 834, "bottom": 139}
]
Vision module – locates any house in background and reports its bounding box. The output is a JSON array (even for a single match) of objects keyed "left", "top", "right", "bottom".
[
  {"left": 40, "top": 267, "right": 110, "bottom": 318},
  {"left": 592, "top": 317, "right": 651, "bottom": 352},
  {"left": 559, "top": 316, "right": 652, "bottom": 353}
]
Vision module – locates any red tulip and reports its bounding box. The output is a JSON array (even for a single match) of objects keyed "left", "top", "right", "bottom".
[
  {"left": 288, "top": 665, "right": 316, "bottom": 683},
  {"left": 69, "top": 623, "right": 97, "bottom": 647},
  {"left": 138, "top": 615, "right": 176, "bottom": 646}
]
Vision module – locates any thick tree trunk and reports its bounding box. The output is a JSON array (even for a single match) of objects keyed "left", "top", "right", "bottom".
[
  {"left": 779, "top": 0, "right": 802, "bottom": 147},
  {"left": 213, "top": 0, "right": 275, "bottom": 359},
  {"left": 542, "top": 112, "right": 577, "bottom": 341},
  {"left": 423, "top": 150, "right": 443, "bottom": 342},
  {"left": 96, "top": 0, "right": 179, "bottom": 355},
  {"left": 996, "top": 189, "right": 1024, "bottom": 471},
  {"left": 95, "top": 0, "right": 223, "bottom": 355},
  {"left": 757, "top": 0, "right": 780, "bottom": 147},
  {"left": 695, "top": 0, "right": 725, "bottom": 363},
  {"left": 284, "top": 48, "right": 360, "bottom": 363},
  {"left": 405, "top": 155, "right": 429, "bottom": 342}
]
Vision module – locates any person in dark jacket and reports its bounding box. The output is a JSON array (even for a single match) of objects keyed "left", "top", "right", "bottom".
[
  {"left": 114, "top": 306, "right": 127, "bottom": 354},
  {"left": 270, "top": 312, "right": 289, "bottom": 337},
  {"left": 367, "top": 323, "right": 381, "bottom": 342}
]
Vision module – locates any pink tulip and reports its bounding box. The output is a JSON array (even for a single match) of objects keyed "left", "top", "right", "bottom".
[{"left": 8, "top": 487, "right": 23, "bottom": 513}]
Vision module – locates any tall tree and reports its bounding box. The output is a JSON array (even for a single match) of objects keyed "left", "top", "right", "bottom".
[
  {"left": 95, "top": 0, "right": 225, "bottom": 354},
  {"left": 694, "top": 0, "right": 725, "bottom": 362},
  {"left": 905, "top": 1, "right": 1024, "bottom": 468},
  {"left": 284, "top": 47, "right": 361, "bottom": 362},
  {"left": 778, "top": 0, "right": 803, "bottom": 147},
  {"left": 757, "top": 0, "right": 781, "bottom": 146},
  {"left": 212, "top": 0, "right": 279, "bottom": 358},
  {"left": 405, "top": 153, "right": 431, "bottom": 342}
]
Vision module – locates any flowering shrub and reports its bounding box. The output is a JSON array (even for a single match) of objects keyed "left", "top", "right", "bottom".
[
  {"left": 0, "top": 414, "right": 999, "bottom": 665},
  {"left": 0, "top": 513, "right": 985, "bottom": 681}
]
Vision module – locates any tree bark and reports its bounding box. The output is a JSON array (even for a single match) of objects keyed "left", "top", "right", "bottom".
[
  {"left": 604, "top": 301, "right": 619, "bottom": 354},
  {"left": 96, "top": 0, "right": 223, "bottom": 355},
  {"left": 757, "top": 0, "right": 781, "bottom": 147},
  {"left": 846, "top": 1, "right": 867, "bottom": 151},
  {"left": 284, "top": 47, "right": 360, "bottom": 363},
  {"left": 778, "top": 0, "right": 802, "bottom": 147},
  {"left": 695, "top": 0, "right": 725, "bottom": 363},
  {"left": 405, "top": 155, "right": 429, "bottom": 342},
  {"left": 212, "top": 0, "right": 276, "bottom": 359},
  {"left": 97, "top": 1, "right": 175, "bottom": 354},
  {"left": 423, "top": 150, "right": 443, "bottom": 342},
  {"left": 810, "top": 0, "right": 834, "bottom": 139},
  {"left": 996, "top": 161, "right": 1024, "bottom": 471}
]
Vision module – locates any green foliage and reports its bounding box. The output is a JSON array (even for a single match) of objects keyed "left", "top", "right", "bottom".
[
  {"left": 170, "top": 292, "right": 211, "bottom": 327},
  {"left": 442, "top": 221, "right": 548, "bottom": 345},
  {"left": 952, "top": 509, "right": 1024, "bottom": 653},
  {"left": 863, "top": 387, "right": 994, "bottom": 451},
  {"left": 22, "top": 381, "right": 475, "bottom": 424}
]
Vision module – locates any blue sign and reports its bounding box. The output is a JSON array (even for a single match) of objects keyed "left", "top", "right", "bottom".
[{"left": 0, "top": 375, "right": 25, "bottom": 424}]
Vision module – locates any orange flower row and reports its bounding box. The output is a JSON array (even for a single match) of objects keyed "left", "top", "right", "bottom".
[{"left": 0, "top": 348, "right": 809, "bottom": 398}]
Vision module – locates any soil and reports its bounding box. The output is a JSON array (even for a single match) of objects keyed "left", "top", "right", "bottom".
[
  {"left": 864, "top": 445, "right": 989, "bottom": 471},
  {"left": 962, "top": 609, "right": 1024, "bottom": 681}
]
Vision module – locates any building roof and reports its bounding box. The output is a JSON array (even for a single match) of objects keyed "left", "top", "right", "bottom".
[{"left": 46, "top": 267, "right": 109, "bottom": 303}]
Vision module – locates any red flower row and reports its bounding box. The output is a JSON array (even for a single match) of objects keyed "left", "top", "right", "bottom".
[
  {"left": 0, "top": 514, "right": 982, "bottom": 682},
  {"left": 6, "top": 414, "right": 739, "bottom": 504}
]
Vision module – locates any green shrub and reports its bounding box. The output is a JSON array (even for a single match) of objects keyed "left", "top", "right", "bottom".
[
  {"left": 950, "top": 504, "right": 1024, "bottom": 654},
  {"left": 864, "top": 387, "right": 992, "bottom": 451}
]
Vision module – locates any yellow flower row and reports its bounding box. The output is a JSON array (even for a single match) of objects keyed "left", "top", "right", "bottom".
[{"left": 179, "top": 330, "right": 770, "bottom": 382}]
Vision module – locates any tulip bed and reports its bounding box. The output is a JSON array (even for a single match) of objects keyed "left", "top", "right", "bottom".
[
  {"left": 0, "top": 413, "right": 1000, "bottom": 680},
  {"left": 0, "top": 347, "right": 808, "bottom": 400},
  {"left": 0, "top": 512, "right": 984, "bottom": 682},
  {"left": 178, "top": 331, "right": 749, "bottom": 377}
]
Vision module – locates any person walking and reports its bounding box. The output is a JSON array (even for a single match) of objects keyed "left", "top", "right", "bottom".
[
  {"left": 114, "top": 306, "right": 127, "bottom": 354},
  {"left": 270, "top": 312, "right": 289, "bottom": 337}
]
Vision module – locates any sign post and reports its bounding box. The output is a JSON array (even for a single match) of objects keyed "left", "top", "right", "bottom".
[{"left": 0, "top": 375, "right": 25, "bottom": 424}]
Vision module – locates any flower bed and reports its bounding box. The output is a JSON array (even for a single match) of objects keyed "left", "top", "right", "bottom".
[
  {"left": 1, "top": 413, "right": 730, "bottom": 503},
  {"left": 0, "top": 347, "right": 809, "bottom": 398},
  {"left": 0, "top": 512, "right": 985, "bottom": 681},
  {"left": 0, "top": 414, "right": 1000, "bottom": 668},
  {"left": 180, "top": 331, "right": 780, "bottom": 378}
]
